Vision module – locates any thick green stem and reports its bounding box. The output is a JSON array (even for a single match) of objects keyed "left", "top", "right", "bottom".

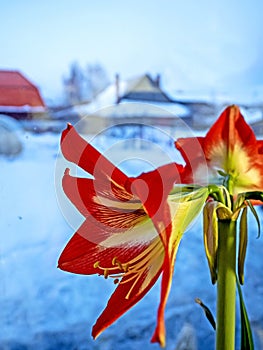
[{"left": 216, "top": 220, "right": 237, "bottom": 350}]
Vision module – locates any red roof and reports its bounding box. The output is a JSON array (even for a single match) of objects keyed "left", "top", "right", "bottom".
[{"left": 0, "top": 70, "right": 45, "bottom": 111}]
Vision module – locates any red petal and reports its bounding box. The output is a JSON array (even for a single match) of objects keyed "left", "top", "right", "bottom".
[
  {"left": 61, "top": 124, "right": 129, "bottom": 187},
  {"left": 59, "top": 232, "right": 164, "bottom": 343},
  {"left": 58, "top": 232, "right": 119, "bottom": 275},
  {"left": 175, "top": 137, "right": 208, "bottom": 184},
  {"left": 151, "top": 247, "right": 175, "bottom": 347},
  {"left": 175, "top": 136, "right": 205, "bottom": 167},
  {"left": 132, "top": 163, "right": 183, "bottom": 221},
  {"left": 130, "top": 160, "right": 181, "bottom": 337},
  {"left": 58, "top": 226, "right": 150, "bottom": 275},
  {"left": 204, "top": 105, "right": 256, "bottom": 155},
  {"left": 258, "top": 140, "right": 263, "bottom": 154},
  {"left": 92, "top": 259, "right": 162, "bottom": 340},
  {"left": 62, "top": 172, "right": 144, "bottom": 230},
  {"left": 131, "top": 165, "right": 185, "bottom": 347}
]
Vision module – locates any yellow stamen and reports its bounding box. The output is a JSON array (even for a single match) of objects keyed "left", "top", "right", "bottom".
[
  {"left": 123, "top": 263, "right": 129, "bottom": 272},
  {"left": 112, "top": 256, "right": 124, "bottom": 270},
  {"left": 93, "top": 261, "right": 100, "bottom": 268},
  {"left": 104, "top": 269, "right": 109, "bottom": 279},
  {"left": 92, "top": 237, "right": 164, "bottom": 296},
  {"left": 112, "top": 256, "right": 118, "bottom": 265}
]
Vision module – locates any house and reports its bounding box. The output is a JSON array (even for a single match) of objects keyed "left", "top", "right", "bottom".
[
  {"left": 115, "top": 73, "right": 178, "bottom": 104},
  {"left": 0, "top": 70, "right": 46, "bottom": 120},
  {"left": 55, "top": 73, "right": 191, "bottom": 135}
]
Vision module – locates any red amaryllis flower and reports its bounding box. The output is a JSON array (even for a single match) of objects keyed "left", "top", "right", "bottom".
[
  {"left": 58, "top": 124, "right": 208, "bottom": 347},
  {"left": 176, "top": 105, "right": 263, "bottom": 195}
]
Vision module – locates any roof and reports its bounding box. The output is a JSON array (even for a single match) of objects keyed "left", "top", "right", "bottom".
[
  {"left": 68, "top": 73, "right": 190, "bottom": 118},
  {"left": 121, "top": 74, "right": 175, "bottom": 103},
  {"left": 0, "top": 70, "right": 46, "bottom": 112}
]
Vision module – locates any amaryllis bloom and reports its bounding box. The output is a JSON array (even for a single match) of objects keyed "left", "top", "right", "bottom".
[
  {"left": 176, "top": 105, "right": 263, "bottom": 196},
  {"left": 175, "top": 105, "right": 263, "bottom": 287},
  {"left": 58, "top": 124, "right": 208, "bottom": 347}
]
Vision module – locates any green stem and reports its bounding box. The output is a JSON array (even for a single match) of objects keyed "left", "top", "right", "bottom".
[{"left": 216, "top": 220, "right": 237, "bottom": 350}]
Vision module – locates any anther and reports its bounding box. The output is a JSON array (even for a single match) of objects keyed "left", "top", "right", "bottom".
[
  {"left": 112, "top": 257, "right": 118, "bottom": 265},
  {"left": 93, "top": 261, "right": 100, "bottom": 269},
  {"left": 112, "top": 257, "right": 124, "bottom": 271},
  {"left": 123, "top": 264, "right": 129, "bottom": 272}
]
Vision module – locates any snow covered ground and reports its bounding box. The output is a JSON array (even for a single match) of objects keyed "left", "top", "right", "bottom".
[{"left": 1, "top": 127, "right": 263, "bottom": 350}]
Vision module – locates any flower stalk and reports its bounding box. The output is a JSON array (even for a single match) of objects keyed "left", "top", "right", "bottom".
[{"left": 216, "top": 220, "right": 237, "bottom": 350}]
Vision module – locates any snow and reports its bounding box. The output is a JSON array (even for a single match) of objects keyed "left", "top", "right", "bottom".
[
  {"left": 170, "top": 85, "right": 263, "bottom": 106},
  {"left": 1, "top": 128, "right": 263, "bottom": 349},
  {"left": 89, "top": 80, "right": 129, "bottom": 110},
  {"left": 91, "top": 100, "right": 190, "bottom": 119},
  {"left": 0, "top": 105, "right": 46, "bottom": 113},
  {"left": 0, "top": 115, "right": 23, "bottom": 156}
]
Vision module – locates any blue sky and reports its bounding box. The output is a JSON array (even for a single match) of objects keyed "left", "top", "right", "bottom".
[{"left": 1, "top": 0, "right": 263, "bottom": 102}]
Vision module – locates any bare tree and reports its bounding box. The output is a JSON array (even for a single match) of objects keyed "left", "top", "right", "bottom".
[
  {"left": 63, "top": 61, "right": 109, "bottom": 106},
  {"left": 86, "top": 63, "right": 109, "bottom": 99}
]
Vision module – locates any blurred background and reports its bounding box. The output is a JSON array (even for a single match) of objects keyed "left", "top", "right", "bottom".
[{"left": 1, "top": 1, "right": 263, "bottom": 349}]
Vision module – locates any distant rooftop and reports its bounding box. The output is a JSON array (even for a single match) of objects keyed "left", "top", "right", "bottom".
[{"left": 0, "top": 70, "right": 46, "bottom": 112}]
